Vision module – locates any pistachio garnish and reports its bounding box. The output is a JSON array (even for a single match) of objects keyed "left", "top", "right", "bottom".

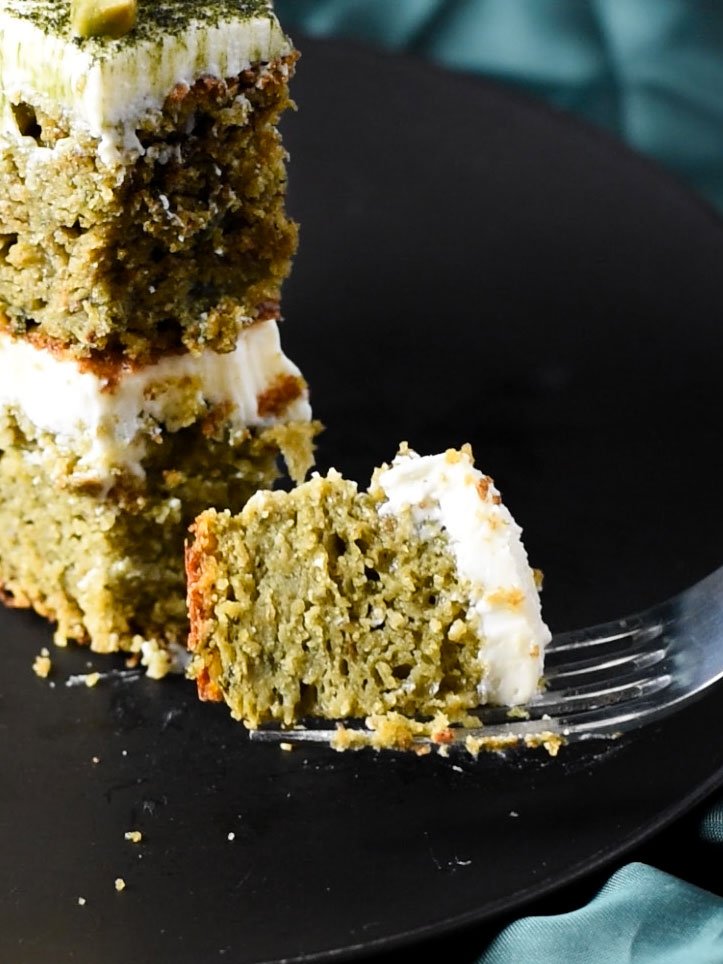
[{"left": 70, "top": 0, "right": 138, "bottom": 39}]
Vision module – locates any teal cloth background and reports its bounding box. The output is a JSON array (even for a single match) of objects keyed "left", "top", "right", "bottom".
[
  {"left": 273, "top": 2, "right": 723, "bottom": 961},
  {"left": 275, "top": 0, "right": 723, "bottom": 214},
  {"left": 479, "top": 862, "right": 723, "bottom": 964}
]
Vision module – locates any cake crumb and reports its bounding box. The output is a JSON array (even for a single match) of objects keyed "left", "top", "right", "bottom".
[
  {"left": 124, "top": 830, "right": 142, "bottom": 844},
  {"left": 138, "top": 637, "right": 191, "bottom": 679},
  {"left": 485, "top": 587, "right": 525, "bottom": 609},
  {"left": 447, "top": 619, "right": 467, "bottom": 642},
  {"left": 78, "top": 897, "right": 86, "bottom": 906},
  {"left": 465, "top": 733, "right": 519, "bottom": 757},
  {"left": 92, "top": 756, "right": 100, "bottom": 764},
  {"left": 227, "top": 832, "right": 235, "bottom": 841},
  {"left": 507, "top": 705, "right": 530, "bottom": 720},
  {"left": 84, "top": 672, "right": 101, "bottom": 687},
  {"left": 524, "top": 731, "right": 564, "bottom": 757},
  {"left": 114, "top": 878, "right": 126, "bottom": 892},
  {"left": 139, "top": 639, "right": 173, "bottom": 679},
  {"left": 476, "top": 476, "right": 491, "bottom": 500},
  {"left": 32, "top": 650, "right": 52, "bottom": 678},
  {"left": 279, "top": 742, "right": 293, "bottom": 752}
]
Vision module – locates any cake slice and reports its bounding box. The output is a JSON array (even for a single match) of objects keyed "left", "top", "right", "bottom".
[
  {"left": 0, "top": 0, "right": 298, "bottom": 358},
  {"left": 0, "top": 319, "right": 319, "bottom": 672},
  {"left": 186, "top": 444, "right": 551, "bottom": 730}
]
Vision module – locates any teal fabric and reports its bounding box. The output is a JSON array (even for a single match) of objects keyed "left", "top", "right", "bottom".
[
  {"left": 275, "top": 0, "right": 723, "bottom": 213},
  {"left": 468, "top": 795, "right": 723, "bottom": 964},
  {"left": 473, "top": 793, "right": 723, "bottom": 962},
  {"left": 479, "top": 862, "right": 723, "bottom": 964}
]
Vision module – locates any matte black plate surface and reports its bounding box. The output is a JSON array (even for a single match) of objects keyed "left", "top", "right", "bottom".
[{"left": 2, "top": 39, "right": 723, "bottom": 964}]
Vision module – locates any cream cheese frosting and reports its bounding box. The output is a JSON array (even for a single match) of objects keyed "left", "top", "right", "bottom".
[
  {"left": 0, "top": 318, "right": 311, "bottom": 484},
  {"left": 375, "top": 445, "right": 551, "bottom": 706},
  {"left": 0, "top": 0, "right": 292, "bottom": 164}
]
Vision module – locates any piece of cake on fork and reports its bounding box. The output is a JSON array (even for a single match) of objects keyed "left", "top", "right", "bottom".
[
  {"left": 186, "top": 444, "right": 551, "bottom": 738},
  {"left": 0, "top": 0, "right": 319, "bottom": 673}
]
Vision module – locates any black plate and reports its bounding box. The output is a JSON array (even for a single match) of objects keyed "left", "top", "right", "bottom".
[{"left": 3, "top": 38, "right": 723, "bottom": 964}]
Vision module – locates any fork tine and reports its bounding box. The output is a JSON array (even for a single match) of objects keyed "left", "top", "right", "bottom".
[
  {"left": 547, "top": 620, "right": 664, "bottom": 655},
  {"left": 248, "top": 674, "right": 675, "bottom": 750},
  {"left": 545, "top": 646, "right": 668, "bottom": 683},
  {"left": 247, "top": 673, "right": 673, "bottom": 748},
  {"left": 532, "top": 672, "right": 673, "bottom": 715}
]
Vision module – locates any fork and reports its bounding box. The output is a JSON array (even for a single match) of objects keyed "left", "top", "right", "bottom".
[{"left": 249, "top": 565, "right": 723, "bottom": 750}]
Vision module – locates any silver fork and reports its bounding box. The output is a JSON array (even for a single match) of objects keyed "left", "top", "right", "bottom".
[{"left": 249, "top": 566, "right": 723, "bottom": 750}]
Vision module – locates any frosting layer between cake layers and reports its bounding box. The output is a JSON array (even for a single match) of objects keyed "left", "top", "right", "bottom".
[{"left": 0, "top": 318, "right": 311, "bottom": 487}]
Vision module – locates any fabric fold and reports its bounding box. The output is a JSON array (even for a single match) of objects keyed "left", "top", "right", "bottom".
[{"left": 478, "top": 861, "right": 723, "bottom": 964}]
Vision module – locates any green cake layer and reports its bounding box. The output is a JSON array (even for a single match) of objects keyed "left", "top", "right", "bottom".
[
  {"left": 0, "top": 412, "right": 317, "bottom": 664},
  {"left": 187, "top": 471, "right": 485, "bottom": 727},
  {"left": 0, "top": 55, "right": 298, "bottom": 358}
]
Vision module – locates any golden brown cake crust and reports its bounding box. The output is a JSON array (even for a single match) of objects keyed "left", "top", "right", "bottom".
[{"left": 185, "top": 512, "right": 224, "bottom": 701}]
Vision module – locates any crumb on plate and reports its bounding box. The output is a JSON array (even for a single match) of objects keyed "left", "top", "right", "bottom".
[{"left": 32, "top": 649, "right": 52, "bottom": 678}]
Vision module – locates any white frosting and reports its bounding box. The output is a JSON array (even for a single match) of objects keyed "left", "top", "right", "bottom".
[
  {"left": 376, "top": 447, "right": 551, "bottom": 706},
  {"left": 0, "top": 319, "right": 310, "bottom": 484},
  {"left": 0, "top": 3, "right": 291, "bottom": 164}
]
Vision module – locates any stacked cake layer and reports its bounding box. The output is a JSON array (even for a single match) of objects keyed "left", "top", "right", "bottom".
[
  {"left": 0, "top": 0, "right": 317, "bottom": 672},
  {"left": 0, "top": 0, "right": 299, "bottom": 357}
]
